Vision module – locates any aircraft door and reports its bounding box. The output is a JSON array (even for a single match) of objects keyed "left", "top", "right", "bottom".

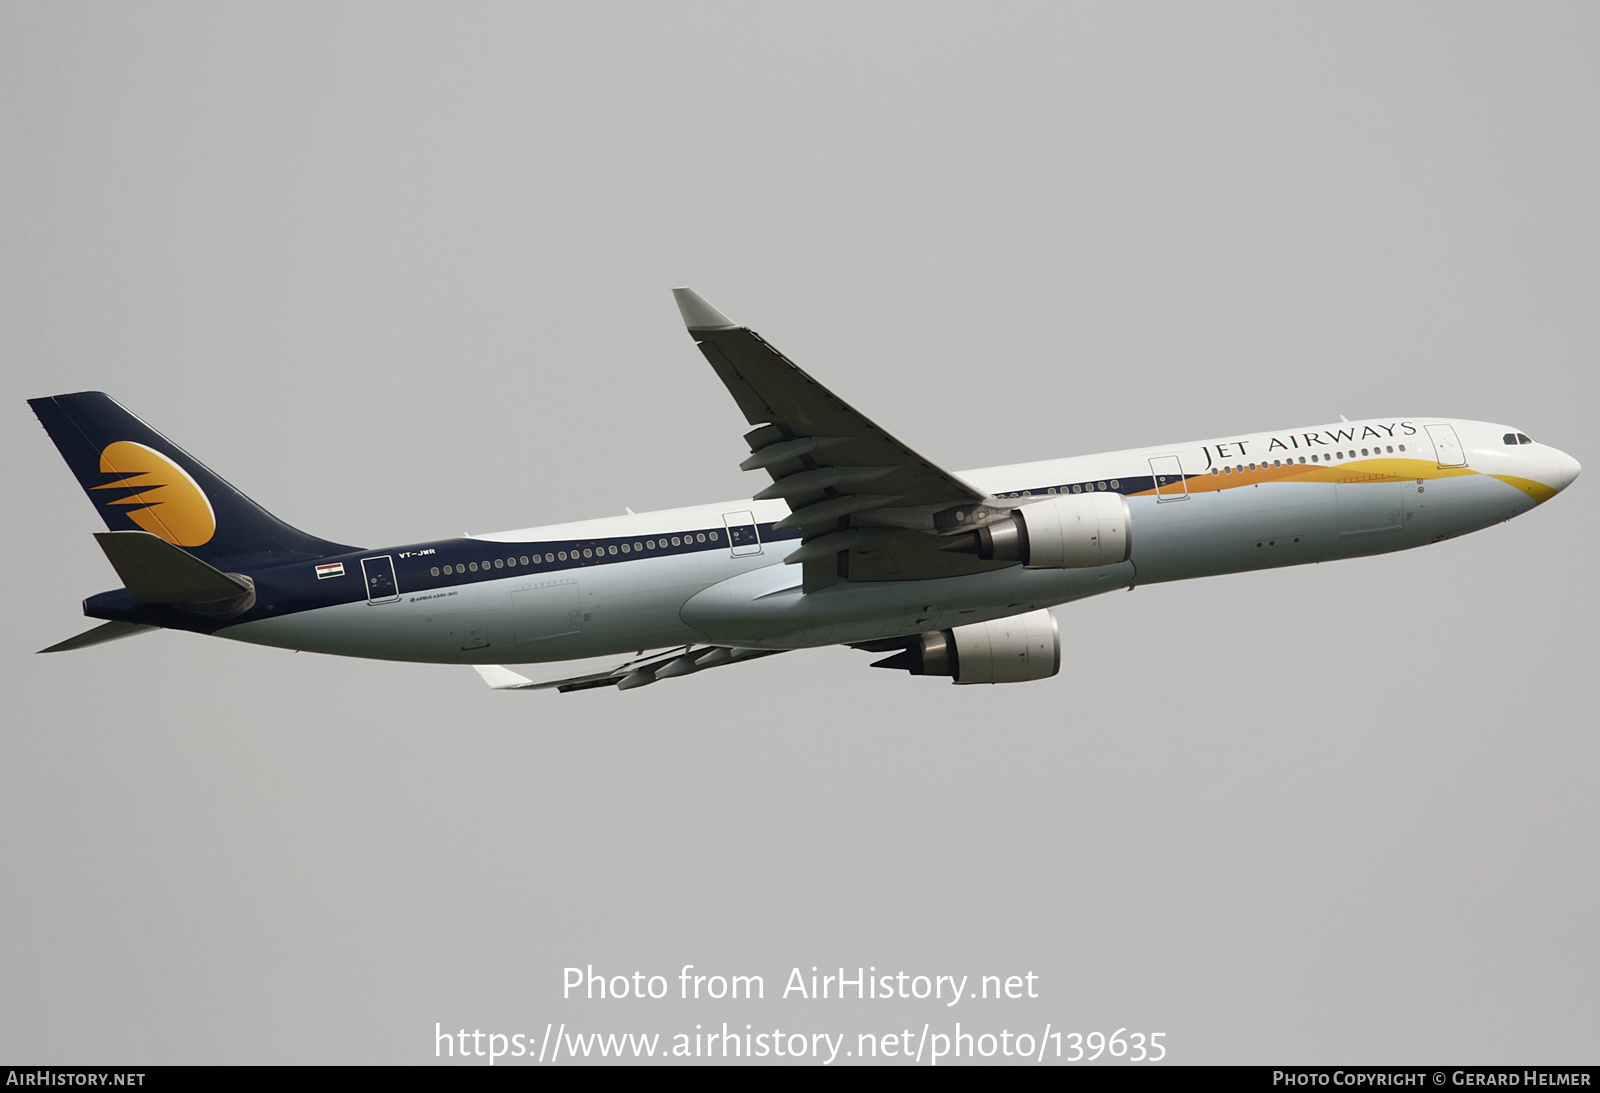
[
  {"left": 723, "top": 510, "right": 763, "bottom": 556},
  {"left": 1425, "top": 424, "right": 1467, "bottom": 468},
  {"left": 361, "top": 555, "right": 400, "bottom": 603},
  {"left": 1148, "top": 455, "right": 1189, "bottom": 501}
]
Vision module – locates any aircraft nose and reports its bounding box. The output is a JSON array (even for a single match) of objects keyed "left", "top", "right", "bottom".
[{"left": 1549, "top": 448, "right": 1581, "bottom": 493}]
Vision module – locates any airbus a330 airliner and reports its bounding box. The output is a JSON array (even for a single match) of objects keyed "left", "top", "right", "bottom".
[{"left": 30, "top": 289, "right": 1580, "bottom": 691}]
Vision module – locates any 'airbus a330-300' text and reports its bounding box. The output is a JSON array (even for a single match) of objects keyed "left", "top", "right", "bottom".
[{"left": 31, "top": 290, "right": 1580, "bottom": 691}]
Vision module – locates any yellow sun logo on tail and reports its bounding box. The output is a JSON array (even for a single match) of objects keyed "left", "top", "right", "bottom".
[{"left": 92, "top": 441, "right": 216, "bottom": 547}]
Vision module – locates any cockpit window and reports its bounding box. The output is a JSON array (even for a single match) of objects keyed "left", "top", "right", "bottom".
[
  {"left": 1517, "top": 433, "right": 1533, "bottom": 445},
  {"left": 1503, "top": 433, "right": 1518, "bottom": 445}
]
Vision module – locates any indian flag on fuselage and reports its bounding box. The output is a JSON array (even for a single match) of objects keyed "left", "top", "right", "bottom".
[{"left": 315, "top": 562, "right": 345, "bottom": 579}]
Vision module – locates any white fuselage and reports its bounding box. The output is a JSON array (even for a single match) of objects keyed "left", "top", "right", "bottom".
[{"left": 217, "top": 416, "right": 1578, "bottom": 665}]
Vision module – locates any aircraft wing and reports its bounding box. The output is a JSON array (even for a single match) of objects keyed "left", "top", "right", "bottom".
[
  {"left": 472, "top": 645, "right": 784, "bottom": 694},
  {"left": 674, "top": 288, "right": 1001, "bottom": 590}
]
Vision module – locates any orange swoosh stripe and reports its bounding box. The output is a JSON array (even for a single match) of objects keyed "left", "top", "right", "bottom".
[{"left": 1128, "top": 458, "right": 1477, "bottom": 497}]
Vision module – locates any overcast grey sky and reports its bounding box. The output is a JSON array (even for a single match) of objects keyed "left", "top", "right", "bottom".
[{"left": 4, "top": 2, "right": 1597, "bottom": 1065}]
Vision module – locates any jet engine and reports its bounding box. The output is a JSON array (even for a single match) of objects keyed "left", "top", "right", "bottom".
[
  {"left": 945, "top": 492, "right": 1130, "bottom": 568},
  {"left": 867, "top": 608, "right": 1060, "bottom": 684}
]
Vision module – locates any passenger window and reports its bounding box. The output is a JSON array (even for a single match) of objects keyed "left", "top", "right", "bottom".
[
  {"left": 430, "top": 567, "right": 440, "bottom": 577},
  {"left": 469, "top": 562, "right": 478, "bottom": 572},
  {"left": 1110, "top": 479, "right": 1119, "bottom": 489}
]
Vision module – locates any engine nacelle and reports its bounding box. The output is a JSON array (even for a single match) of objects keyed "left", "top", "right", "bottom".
[
  {"left": 870, "top": 608, "right": 1060, "bottom": 684},
  {"left": 956, "top": 492, "right": 1131, "bottom": 568}
]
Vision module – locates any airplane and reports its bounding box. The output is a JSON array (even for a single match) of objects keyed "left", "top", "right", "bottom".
[{"left": 29, "top": 288, "right": 1581, "bottom": 692}]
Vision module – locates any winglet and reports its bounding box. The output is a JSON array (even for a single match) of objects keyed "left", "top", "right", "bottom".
[
  {"left": 672, "top": 287, "right": 738, "bottom": 331},
  {"left": 473, "top": 664, "right": 537, "bottom": 690}
]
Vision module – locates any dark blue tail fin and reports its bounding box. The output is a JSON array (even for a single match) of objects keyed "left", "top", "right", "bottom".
[{"left": 29, "top": 391, "right": 356, "bottom": 566}]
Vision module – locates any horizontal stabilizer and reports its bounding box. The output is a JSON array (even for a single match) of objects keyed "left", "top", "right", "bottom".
[
  {"left": 94, "top": 530, "right": 255, "bottom": 614},
  {"left": 38, "top": 620, "right": 159, "bottom": 654}
]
